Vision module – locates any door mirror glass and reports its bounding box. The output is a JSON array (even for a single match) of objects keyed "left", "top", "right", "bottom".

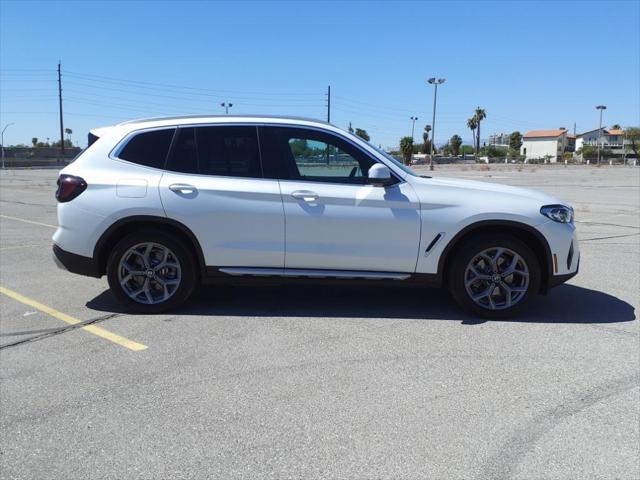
[{"left": 368, "top": 163, "right": 392, "bottom": 186}]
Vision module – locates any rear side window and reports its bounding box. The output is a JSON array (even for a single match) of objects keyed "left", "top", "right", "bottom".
[
  {"left": 117, "top": 129, "right": 175, "bottom": 169},
  {"left": 166, "top": 126, "right": 261, "bottom": 178}
]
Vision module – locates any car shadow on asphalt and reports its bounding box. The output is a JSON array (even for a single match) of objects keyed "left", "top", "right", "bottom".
[{"left": 86, "top": 284, "right": 636, "bottom": 325}]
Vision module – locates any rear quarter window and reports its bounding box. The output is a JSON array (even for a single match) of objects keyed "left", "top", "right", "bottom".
[{"left": 117, "top": 129, "right": 175, "bottom": 169}]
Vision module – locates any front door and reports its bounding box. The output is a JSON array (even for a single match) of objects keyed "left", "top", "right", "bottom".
[{"left": 259, "top": 126, "right": 421, "bottom": 273}]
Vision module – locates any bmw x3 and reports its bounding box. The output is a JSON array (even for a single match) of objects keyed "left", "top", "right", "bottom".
[{"left": 53, "top": 116, "right": 579, "bottom": 317}]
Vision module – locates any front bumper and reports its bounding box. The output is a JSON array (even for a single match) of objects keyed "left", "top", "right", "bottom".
[
  {"left": 537, "top": 219, "right": 580, "bottom": 291},
  {"left": 53, "top": 244, "right": 101, "bottom": 278},
  {"left": 548, "top": 255, "right": 579, "bottom": 288}
]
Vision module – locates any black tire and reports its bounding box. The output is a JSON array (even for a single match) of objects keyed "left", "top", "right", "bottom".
[
  {"left": 448, "top": 234, "right": 541, "bottom": 318},
  {"left": 106, "top": 229, "right": 198, "bottom": 313}
]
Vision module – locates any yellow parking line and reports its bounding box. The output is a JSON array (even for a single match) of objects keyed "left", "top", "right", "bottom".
[
  {"left": 0, "top": 286, "right": 147, "bottom": 352},
  {"left": 0, "top": 214, "right": 57, "bottom": 229}
]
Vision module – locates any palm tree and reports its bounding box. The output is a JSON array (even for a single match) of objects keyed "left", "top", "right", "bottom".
[
  {"left": 422, "top": 125, "right": 432, "bottom": 154},
  {"left": 474, "top": 107, "right": 486, "bottom": 154},
  {"left": 466, "top": 117, "right": 477, "bottom": 154},
  {"left": 611, "top": 123, "right": 622, "bottom": 130}
]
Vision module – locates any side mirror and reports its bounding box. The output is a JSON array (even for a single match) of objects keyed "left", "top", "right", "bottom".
[{"left": 368, "top": 163, "right": 392, "bottom": 186}]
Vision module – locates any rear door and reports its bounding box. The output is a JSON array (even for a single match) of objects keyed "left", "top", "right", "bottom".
[
  {"left": 159, "top": 125, "right": 284, "bottom": 268},
  {"left": 259, "top": 126, "right": 421, "bottom": 273}
]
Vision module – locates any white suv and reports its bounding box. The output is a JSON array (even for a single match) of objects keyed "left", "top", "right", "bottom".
[{"left": 53, "top": 116, "right": 579, "bottom": 317}]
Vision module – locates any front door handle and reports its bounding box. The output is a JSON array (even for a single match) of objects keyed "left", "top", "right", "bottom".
[
  {"left": 169, "top": 184, "right": 197, "bottom": 195},
  {"left": 291, "top": 190, "right": 319, "bottom": 202}
]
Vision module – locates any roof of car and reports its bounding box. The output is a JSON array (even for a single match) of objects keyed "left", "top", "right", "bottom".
[{"left": 117, "top": 115, "right": 331, "bottom": 127}]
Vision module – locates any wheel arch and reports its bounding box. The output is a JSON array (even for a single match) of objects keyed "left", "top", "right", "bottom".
[
  {"left": 94, "top": 216, "right": 206, "bottom": 278},
  {"left": 439, "top": 220, "right": 553, "bottom": 294}
]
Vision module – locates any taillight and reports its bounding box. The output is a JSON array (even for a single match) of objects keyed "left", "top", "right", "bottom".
[{"left": 56, "top": 174, "right": 87, "bottom": 203}]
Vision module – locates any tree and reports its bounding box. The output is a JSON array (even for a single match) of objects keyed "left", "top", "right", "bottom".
[
  {"left": 399, "top": 136, "right": 414, "bottom": 165},
  {"left": 509, "top": 131, "right": 523, "bottom": 151},
  {"left": 474, "top": 107, "right": 487, "bottom": 154},
  {"left": 624, "top": 127, "right": 640, "bottom": 159},
  {"left": 480, "top": 144, "right": 507, "bottom": 160},
  {"left": 31, "top": 137, "right": 38, "bottom": 148},
  {"left": 578, "top": 145, "right": 598, "bottom": 160},
  {"left": 355, "top": 128, "right": 370, "bottom": 141},
  {"left": 449, "top": 134, "right": 462, "bottom": 156},
  {"left": 442, "top": 143, "right": 453, "bottom": 156},
  {"left": 422, "top": 125, "right": 432, "bottom": 153},
  {"left": 466, "top": 117, "right": 477, "bottom": 153},
  {"left": 52, "top": 139, "right": 73, "bottom": 148},
  {"left": 460, "top": 145, "right": 475, "bottom": 155},
  {"left": 611, "top": 124, "right": 622, "bottom": 130}
]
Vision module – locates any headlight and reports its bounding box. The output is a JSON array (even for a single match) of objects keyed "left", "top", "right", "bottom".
[{"left": 540, "top": 204, "right": 574, "bottom": 223}]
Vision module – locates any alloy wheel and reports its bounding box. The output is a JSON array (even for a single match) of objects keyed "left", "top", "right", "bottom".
[
  {"left": 117, "top": 242, "right": 182, "bottom": 305},
  {"left": 464, "top": 247, "right": 529, "bottom": 310}
]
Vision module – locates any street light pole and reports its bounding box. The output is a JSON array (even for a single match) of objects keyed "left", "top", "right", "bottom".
[
  {"left": 596, "top": 105, "right": 606, "bottom": 165},
  {"left": 410, "top": 116, "right": 418, "bottom": 142},
  {"left": 1, "top": 122, "right": 15, "bottom": 169},
  {"left": 427, "top": 77, "right": 446, "bottom": 171},
  {"left": 221, "top": 102, "right": 233, "bottom": 114}
]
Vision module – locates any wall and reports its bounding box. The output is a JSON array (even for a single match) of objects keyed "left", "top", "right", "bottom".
[{"left": 521, "top": 137, "right": 561, "bottom": 162}]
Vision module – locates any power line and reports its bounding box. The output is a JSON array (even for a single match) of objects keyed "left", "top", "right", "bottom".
[
  {"left": 63, "top": 80, "right": 323, "bottom": 104},
  {"left": 63, "top": 70, "right": 320, "bottom": 97}
]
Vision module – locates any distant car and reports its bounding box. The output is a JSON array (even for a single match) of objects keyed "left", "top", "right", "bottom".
[{"left": 53, "top": 116, "right": 579, "bottom": 317}]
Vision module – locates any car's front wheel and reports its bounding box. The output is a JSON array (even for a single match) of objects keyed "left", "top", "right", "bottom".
[
  {"left": 107, "top": 230, "right": 198, "bottom": 313},
  {"left": 448, "top": 234, "right": 541, "bottom": 318}
]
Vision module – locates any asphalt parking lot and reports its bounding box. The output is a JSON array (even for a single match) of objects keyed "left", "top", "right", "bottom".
[{"left": 1, "top": 164, "right": 638, "bottom": 480}]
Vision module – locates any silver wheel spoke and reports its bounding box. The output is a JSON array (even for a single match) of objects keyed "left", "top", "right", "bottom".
[
  {"left": 472, "top": 286, "right": 493, "bottom": 302},
  {"left": 501, "top": 255, "right": 519, "bottom": 276},
  {"left": 491, "top": 248, "right": 505, "bottom": 271},
  {"left": 501, "top": 284, "right": 513, "bottom": 307}
]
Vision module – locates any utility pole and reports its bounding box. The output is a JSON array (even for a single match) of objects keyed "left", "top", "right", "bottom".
[
  {"left": 57, "top": 61, "right": 64, "bottom": 157},
  {"left": 596, "top": 105, "right": 606, "bottom": 165},
  {"left": 1, "top": 123, "right": 15, "bottom": 169},
  {"left": 427, "top": 77, "right": 446, "bottom": 171},
  {"left": 220, "top": 102, "right": 233, "bottom": 114},
  {"left": 410, "top": 116, "right": 418, "bottom": 142},
  {"left": 326, "top": 85, "right": 331, "bottom": 123}
]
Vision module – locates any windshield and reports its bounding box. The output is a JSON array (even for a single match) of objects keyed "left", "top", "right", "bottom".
[{"left": 368, "top": 143, "right": 418, "bottom": 177}]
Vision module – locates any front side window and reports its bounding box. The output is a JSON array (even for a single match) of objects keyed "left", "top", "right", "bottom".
[
  {"left": 288, "top": 138, "right": 365, "bottom": 181},
  {"left": 166, "top": 126, "right": 261, "bottom": 178},
  {"left": 117, "top": 129, "right": 175, "bottom": 169},
  {"left": 260, "top": 127, "right": 377, "bottom": 184}
]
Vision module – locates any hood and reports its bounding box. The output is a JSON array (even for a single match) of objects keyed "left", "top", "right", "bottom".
[{"left": 418, "top": 175, "right": 563, "bottom": 205}]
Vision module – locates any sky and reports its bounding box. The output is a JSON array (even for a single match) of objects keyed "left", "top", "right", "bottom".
[{"left": 1, "top": 0, "right": 639, "bottom": 149}]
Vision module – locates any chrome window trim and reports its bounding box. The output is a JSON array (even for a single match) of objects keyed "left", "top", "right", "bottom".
[{"left": 108, "top": 121, "right": 406, "bottom": 184}]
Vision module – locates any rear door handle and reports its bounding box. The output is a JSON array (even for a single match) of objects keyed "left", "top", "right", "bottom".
[
  {"left": 291, "top": 190, "right": 319, "bottom": 202},
  {"left": 169, "top": 184, "right": 197, "bottom": 195}
]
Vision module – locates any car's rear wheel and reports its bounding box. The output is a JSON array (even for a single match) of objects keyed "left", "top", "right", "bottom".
[
  {"left": 107, "top": 230, "right": 198, "bottom": 313},
  {"left": 448, "top": 234, "right": 540, "bottom": 318}
]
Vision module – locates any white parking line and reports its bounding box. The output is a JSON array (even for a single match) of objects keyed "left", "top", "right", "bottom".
[{"left": 0, "top": 214, "right": 57, "bottom": 229}]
